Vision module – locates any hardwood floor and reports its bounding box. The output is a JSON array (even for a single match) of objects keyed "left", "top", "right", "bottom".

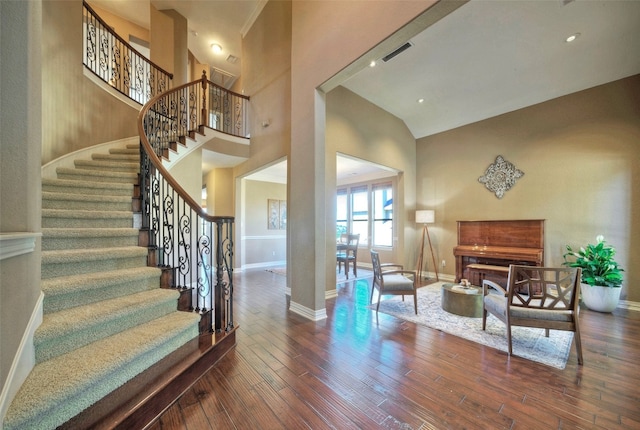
[{"left": 150, "top": 269, "right": 640, "bottom": 429}]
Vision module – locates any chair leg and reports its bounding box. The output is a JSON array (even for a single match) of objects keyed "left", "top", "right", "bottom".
[
  {"left": 413, "top": 293, "right": 418, "bottom": 315},
  {"left": 345, "top": 260, "right": 349, "bottom": 279},
  {"left": 353, "top": 262, "right": 357, "bottom": 277},
  {"left": 545, "top": 328, "right": 550, "bottom": 337},
  {"left": 574, "top": 326, "right": 584, "bottom": 365},
  {"left": 482, "top": 309, "right": 487, "bottom": 330},
  {"left": 507, "top": 326, "right": 513, "bottom": 355}
]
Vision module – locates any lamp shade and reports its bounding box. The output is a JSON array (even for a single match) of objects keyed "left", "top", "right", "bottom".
[{"left": 415, "top": 210, "right": 435, "bottom": 224}]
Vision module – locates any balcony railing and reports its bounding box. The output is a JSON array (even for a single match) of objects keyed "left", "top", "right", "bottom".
[
  {"left": 139, "top": 75, "right": 249, "bottom": 332},
  {"left": 82, "top": 1, "right": 173, "bottom": 105},
  {"left": 143, "top": 72, "right": 250, "bottom": 163}
]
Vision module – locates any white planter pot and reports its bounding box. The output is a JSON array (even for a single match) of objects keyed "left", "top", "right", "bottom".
[{"left": 580, "top": 283, "right": 622, "bottom": 313}]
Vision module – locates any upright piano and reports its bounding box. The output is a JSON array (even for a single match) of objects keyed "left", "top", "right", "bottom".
[{"left": 454, "top": 219, "right": 544, "bottom": 287}]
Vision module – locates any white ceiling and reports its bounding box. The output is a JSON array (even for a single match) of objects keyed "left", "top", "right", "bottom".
[
  {"left": 342, "top": 0, "right": 640, "bottom": 139},
  {"left": 89, "top": 0, "right": 640, "bottom": 183}
]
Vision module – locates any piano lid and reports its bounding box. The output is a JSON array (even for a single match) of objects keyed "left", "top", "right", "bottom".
[{"left": 456, "top": 219, "right": 544, "bottom": 249}]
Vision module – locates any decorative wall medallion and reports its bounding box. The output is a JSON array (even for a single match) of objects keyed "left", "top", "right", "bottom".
[{"left": 478, "top": 155, "right": 524, "bottom": 199}]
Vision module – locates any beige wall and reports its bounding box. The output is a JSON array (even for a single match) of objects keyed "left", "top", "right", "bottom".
[
  {"left": 1, "top": 0, "right": 43, "bottom": 400},
  {"left": 150, "top": 5, "right": 174, "bottom": 77},
  {"left": 326, "top": 86, "right": 417, "bottom": 268},
  {"left": 158, "top": 9, "right": 188, "bottom": 86},
  {"left": 243, "top": 180, "right": 287, "bottom": 266},
  {"left": 233, "top": 1, "right": 292, "bottom": 276},
  {"left": 169, "top": 149, "right": 204, "bottom": 204},
  {"left": 204, "top": 168, "right": 234, "bottom": 216},
  {"left": 88, "top": 3, "right": 149, "bottom": 44},
  {"left": 238, "top": 0, "right": 292, "bottom": 173},
  {"left": 42, "top": 0, "right": 139, "bottom": 165},
  {"left": 416, "top": 75, "right": 640, "bottom": 301}
]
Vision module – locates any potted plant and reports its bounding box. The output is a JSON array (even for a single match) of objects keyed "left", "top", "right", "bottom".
[{"left": 563, "top": 235, "right": 624, "bottom": 312}]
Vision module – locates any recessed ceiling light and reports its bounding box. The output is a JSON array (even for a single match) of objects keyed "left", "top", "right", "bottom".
[
  {"left": 565, "top": 33, "right": 580, "bottom": 43},
  {"left": 417, "top": 98, "right": 425, "bottom": 104},
  {"left": 211, "top": 43, "right": 222, "bottom": 53},
  {"left": 369, "top": 60, "right": 377, "bottom": 68}
]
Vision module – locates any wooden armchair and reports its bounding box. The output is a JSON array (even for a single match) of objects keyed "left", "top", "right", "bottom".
[
  {"left": 337, "top": 233, "right": 360, "bottom": 279},
  {"left": 483, "top": 265, "right": 583, "bottom": 364},
  {"left": 370, "top": 249, "right": 418, "bottom": 315}
]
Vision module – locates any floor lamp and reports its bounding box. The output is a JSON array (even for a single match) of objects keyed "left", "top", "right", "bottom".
[{"left": 416, "top": 210, "right": 439, "bottom": 281}]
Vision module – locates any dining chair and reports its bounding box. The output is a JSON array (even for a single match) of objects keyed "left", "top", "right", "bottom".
[
  {"left": 370, "top": 249, "right": 418, "bottom": 315},
  {"left": 337, "top": 234, "right": 360, "bottom": 279}
]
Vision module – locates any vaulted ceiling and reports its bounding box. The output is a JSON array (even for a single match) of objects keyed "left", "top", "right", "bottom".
[{"left": 89, "top": 0, "right": 640, "bottom": 182}]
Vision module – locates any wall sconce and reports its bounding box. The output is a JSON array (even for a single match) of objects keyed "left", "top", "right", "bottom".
[{"left": 416, "top": 210, "right": 438, "bottom": 281}]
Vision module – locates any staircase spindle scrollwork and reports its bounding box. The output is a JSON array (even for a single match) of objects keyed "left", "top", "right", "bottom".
[
  {"left": 83, "top": 1, "right": 173, "bottom": 106},
  {"left": 138, "top": 73, "right": 248, "bottom": 333}
]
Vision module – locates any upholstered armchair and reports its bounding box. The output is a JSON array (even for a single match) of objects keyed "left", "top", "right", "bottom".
[{"left": 483, "top": 265, "right": 583, "bottom": 364}]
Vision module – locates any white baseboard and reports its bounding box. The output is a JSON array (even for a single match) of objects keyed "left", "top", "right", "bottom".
[
  {"left": 0, "top": 292, "right": 43, "bottom": 425},
  {"left": 289, "top": 300, "right": 327, "bottom": 321},
  {"left": 325, "top": 289, "right": 338, "bottom": 300},
  {"left": 241, "top": 261, "right": 286, "bottom": 271}
]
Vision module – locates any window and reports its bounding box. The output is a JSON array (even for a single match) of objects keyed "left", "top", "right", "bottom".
[
  {"left": 350, "top": 186, "right": 369, "bottom": 245},
  {"left": 372, "top": 183, "right": 393, "bottom": 247},
  {"left": 336, "top": 180, "right": 394, "bottom": 248},
  {"left": 336, "top": 189, "right": 348, "bottom": 238}
]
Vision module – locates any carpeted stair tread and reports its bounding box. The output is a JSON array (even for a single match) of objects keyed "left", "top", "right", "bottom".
[
  {"left": 3, "top": 311, "right": 200, "bottom": 430},
  {"left": 109, "top": 147, "right": 139, "bottom": 154},
  {"left": 42, "top": 227, "right": 139, "bottom": 250},
  {"left": 42, "top": 177, "right": 133, "bottom": 196},
  {"left": 41, "top": 246, "right": 148, "bottom": 279},
  {"left": 42, "top": 208, "right": 133, "bottom": 228},
  {"left": 35, "top": 288, "right": 181, "bottom": 363},
  {"left": 56, "top": 167, "right": 138, "bottom": 184},
  {"left": 92, "top": 152, "right": 139, "bottom": 161},
  {"left": 74, "top": 159, "right": 139, "bottom": 172},
  {"left": 42, "top": 191, "right": 132, "bottom": 211},
  {"left": 41, "top": 266, "right": 161, "bottom": 313}
]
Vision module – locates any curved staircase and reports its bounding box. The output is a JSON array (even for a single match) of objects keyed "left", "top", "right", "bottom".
[{"left": 4, "top": 142, "right": 203, "bottom": 430}]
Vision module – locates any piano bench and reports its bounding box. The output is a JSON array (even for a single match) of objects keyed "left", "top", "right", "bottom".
[{"left": 466, "top": 264, "right": 510, "bottom": 288}]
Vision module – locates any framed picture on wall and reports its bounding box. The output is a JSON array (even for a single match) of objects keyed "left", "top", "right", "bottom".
[
  {"left": 268, "top": 199, "right": 279, "bottom": 229},
  {"left": 268, "top": 199, "right": 287, "bottom": 230}
]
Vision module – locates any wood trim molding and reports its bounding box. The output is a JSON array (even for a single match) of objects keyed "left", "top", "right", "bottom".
[{"left": 0, "top": 232, "right": 41, "bottom": 261}]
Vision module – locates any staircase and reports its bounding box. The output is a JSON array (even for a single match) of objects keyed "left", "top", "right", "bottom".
[{"left": 3, "top": 142, "right": 201, "bottom": 430}]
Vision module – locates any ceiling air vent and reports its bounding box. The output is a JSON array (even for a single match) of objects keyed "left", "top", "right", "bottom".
[{"left": 382, "top": 42, "right": 413, "bottom": 62}]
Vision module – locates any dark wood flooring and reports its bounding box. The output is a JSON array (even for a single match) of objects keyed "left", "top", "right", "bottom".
[{"left": 150, "top": 269, "right": 640, "bottom": 429}]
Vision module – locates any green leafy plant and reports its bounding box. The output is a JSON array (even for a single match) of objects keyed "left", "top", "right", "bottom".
[{"left": 563, "top": 235, "right": 624, "bottom": 288}]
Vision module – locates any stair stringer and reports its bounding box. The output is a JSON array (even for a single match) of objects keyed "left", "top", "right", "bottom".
[{"left": 162, "top": 126, "right": 249, "bottom": 171}]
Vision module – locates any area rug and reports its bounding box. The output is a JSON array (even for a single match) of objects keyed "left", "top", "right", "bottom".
[{"left": 375, "top": 282, "right": 574, "bottom": 369}]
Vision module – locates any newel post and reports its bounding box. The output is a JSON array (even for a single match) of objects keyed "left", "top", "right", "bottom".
[{"left": 201, "top": 70, "right": 208, "bottom": 127}]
